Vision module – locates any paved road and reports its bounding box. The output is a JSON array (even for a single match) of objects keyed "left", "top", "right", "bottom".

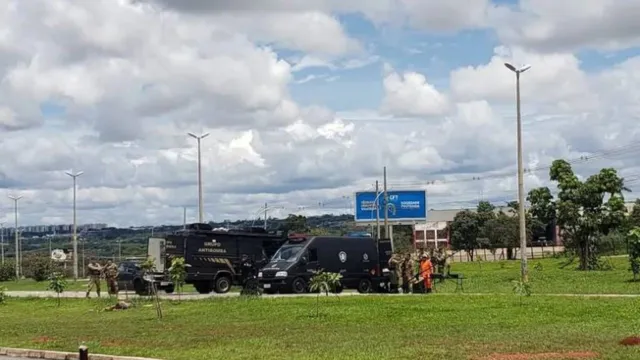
[
  {"left": 5, "top": 290, "right": 366, "bottom": 300},
  {"left": 6, "top": 290, "right": 640, "bottom": 300}
]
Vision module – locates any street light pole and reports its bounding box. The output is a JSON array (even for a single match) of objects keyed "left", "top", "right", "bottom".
[
  {"left": 8, "top": 195, "right": 22, "bottom": 279},
  {"left": 188, "top": 132, "right": 210, "bottom": 223},
  {"left": 0, "top": 223, "right": 4, "bottom": 265},
  {"left": 505, "top": 62, "right": 531, "bottom": 283},
  {"left": 66, "top": 170, "right": 84, "bottom": 280}
]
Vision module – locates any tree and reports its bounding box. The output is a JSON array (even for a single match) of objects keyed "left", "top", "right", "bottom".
[
  {"left": 627, "top": 199, "right": 640, "bottom": 230},
  {"left": 284, "top": 214, "right": 308, "bottom": 233},
  {"left": 48, "top": 272, "right": 67, "bottom": 307},
  {"left": 168, "top": 257, "right": 190, "bottom": 300},
  {"left": 308, "top": 270, "right": 342, "bottom": 317},
  {"left": 628, "top": 227, "right": 640, "bottom": 281},
  {"left": 23, "top": 254, "right": 53, "bottom": 282},
  {"left": 449, "top": 210, "right": 480, "bottom": 261},
  {"left": 527, "top": 160, "right": 628, "bottom": 270},
  {"left": 482, "top": 212, "right": 519, "bottom": 259}
]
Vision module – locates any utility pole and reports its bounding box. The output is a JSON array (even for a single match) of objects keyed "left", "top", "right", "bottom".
[
  {"left": 66, "top": 170, "right": 83, "bottom": 281},
  {"left": 118, "top": 240, "right": 122, "bottom": 261},
  {"left": 505, "top": 62, "right": 532, "bottom": 283},
  {"left": 8, "top": 195, "right": 22, "bottom": 279},
  {"left": 375, "top": 181, "right": 380, "bottom": 239},
  {"left": 183, "top": 207, "right": 187, "bottom": 230},
  {"left": 188, "top": 132, "right": 210, "bottom": 223},
  {"left": 264, "top": 202, "right": 268, "bottom": 230},
  {"left": 383, "top": 166, "right": 389, "bottom": 238}
]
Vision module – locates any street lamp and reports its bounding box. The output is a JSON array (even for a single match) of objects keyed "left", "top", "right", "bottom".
[
  {"left": 0, "top": 223, "right": 5, "bottom": 265},
  {"left": 8, "top": 195, "right": 22, "bottom": 279},
  {"left": 66, "top": 170, "right": 83, "bottom": 280},
  {"left": 188, "top": 132, "right": 210, "bottom": 223},
  {"left": 504, "top": 62, "right": 531, "bottom": 283}
]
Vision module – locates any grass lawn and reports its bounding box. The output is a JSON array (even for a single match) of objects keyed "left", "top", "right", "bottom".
[
  {"left": 1, "top": 256, "right": 638, "bottom": 296},
  {"left": 431, "top": 256, "right": 640, "bottom": 295},
  {"left": 1, "top": 295, "right": 639, "bottom": 360}
]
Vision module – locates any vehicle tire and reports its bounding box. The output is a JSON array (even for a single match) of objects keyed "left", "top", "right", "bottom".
[
  {"left": 163, "top": 285, "right": 175, "bottom": 294},
  {"left": 357, "top": 278, "right": 373, "bottom": 294},
  {"left": 332, "top": 284, "right": 344, "bottom": 294},
  {"left": 133, "top": 279, "right": 150, "bottom": 296},
  {"left": 291, "top": 277, "right": 307, "bottom": 294},
  {"left": 213, "top": 276, "right": 232, "bottom": 294},
  {"left": 194, "top": 281, "right": 213, "bottom": 294}
]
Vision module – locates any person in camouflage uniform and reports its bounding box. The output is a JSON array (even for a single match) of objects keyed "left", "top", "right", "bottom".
[
  {"left": 104, "top": 259, "right": 119, "bottom": 296},
  {"left": 86, "top": 259, "right": 103, "bottom": 298},
  {"left": 401, "top": 253, "right": 414, "bottom": 294},
  {"left": 387, "top": 253, "right": 401, "bottom": 293}
]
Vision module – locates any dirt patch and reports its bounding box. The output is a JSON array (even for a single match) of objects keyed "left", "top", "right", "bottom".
[
  {"left": 32, "top": 336, "right": 56, "bottom": 344},
  {"left": 477, "top": 351, "right": 599, "bottom": 360},
  {"left": 619, "top": 336, "right": 640, "bottom": 346}
]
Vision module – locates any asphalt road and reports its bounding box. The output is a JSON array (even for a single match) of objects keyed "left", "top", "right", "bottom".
[
  {"left": 6, "top": 290, "right": 640, "bottom": 300},
  {"left": 5, "top": 290, "right": 366, "bottom": 300}
]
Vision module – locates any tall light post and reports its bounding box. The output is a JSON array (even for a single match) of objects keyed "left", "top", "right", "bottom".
[
  {"left": 188, "top": 132, "right": 209, "bottom": 223},
  {"left": 1, "top": 223, "right": 5, "bottom": 265},
  {"left": 505, "top": 62, "right": 531, "bottom": 283},
  {"left": 8, "top": 195, "right": 22, "bottom": 279},
  {"left": 66, "top": 170, "right": 83, "bottom": 280}
]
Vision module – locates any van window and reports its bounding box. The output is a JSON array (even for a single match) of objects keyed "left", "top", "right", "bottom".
[{"left": 308, "top": 248, "right": 318, "bottom": 262}]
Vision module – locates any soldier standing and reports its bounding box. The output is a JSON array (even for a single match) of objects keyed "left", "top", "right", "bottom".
[
  {"left": 86, "top": 259, "right": 103, "bottom": 298},
  {"left": 104, "top": 260, "right": 119, "bottom": 296},
  {"left": 387, "top": 253, "right": 401, "bottom": 293},
  {"left": 401, "top": 253, "right": 413, "bottom": 294}
]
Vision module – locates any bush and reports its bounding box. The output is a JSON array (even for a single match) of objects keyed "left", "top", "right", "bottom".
[
  {"left": 0, "top": 286, "right": 6, "bottom": 305},
  {"left": 0, "top": 261, "right": 16, "bottom": 282},
  {"left": 23, "top": 254, "right": 53, "bottom": 282}
]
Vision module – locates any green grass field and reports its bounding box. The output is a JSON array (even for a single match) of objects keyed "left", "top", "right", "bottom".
[
  {"left": 1, "top": 256, "right": 637, "bottom": 295},
  {"left": 1, "top": 295, "right": 639, "bottom": 360}
]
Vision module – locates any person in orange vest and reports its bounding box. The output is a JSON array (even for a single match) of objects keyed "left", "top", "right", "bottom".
[{"left": 419, "top": 254, "right": 433, "bottom": 293}]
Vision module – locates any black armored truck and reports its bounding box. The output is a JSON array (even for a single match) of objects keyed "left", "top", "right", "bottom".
[
  {"left": 162, "top": 223, "right": 288, "bottom": 294},
  {"left": 258, "top": 235, "right": 392, "bottom": 294}
]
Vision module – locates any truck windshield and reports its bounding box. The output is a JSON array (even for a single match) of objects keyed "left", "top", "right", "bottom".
[{"left": 271, "top": 245, "right": 304, "bottom": 262}]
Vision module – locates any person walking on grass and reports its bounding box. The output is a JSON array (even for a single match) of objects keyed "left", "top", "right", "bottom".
[{"left": 86, "top": 259, "right": 103, "bottom": 298}]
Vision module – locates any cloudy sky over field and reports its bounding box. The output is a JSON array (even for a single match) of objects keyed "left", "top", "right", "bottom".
[{"left": 1, "top": 0, "right": 640, "bottom": 227}]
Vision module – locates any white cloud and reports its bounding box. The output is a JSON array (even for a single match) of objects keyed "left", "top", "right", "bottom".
[
  {"left": 1, "top": 0, "right": 640, "bottom": 229},
  {"left": 381, "top": 67, "right": 450, "bottom": 117},
  {"left": 492, "top": 0, "right": 640, "bottom": 52}
]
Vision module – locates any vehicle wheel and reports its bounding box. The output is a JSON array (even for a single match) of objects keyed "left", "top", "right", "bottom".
[
  {"left": 134, "top": 279, "right": 150, "bottom": 296},
  {"left": 357, "top": 278, "right": 373, "bottom": 294},
  {"left": 332, "top": 284, "right": 344, "bottom": 294},
  {"left": 194, "top": 281, "right": 213, "bottom": 294},
  {"left": 213, "top": 276, "right": 232, "bottom": 294},
  {"left": 163, "top": 285, "right": 175, "bottom": 294},
  {"left": 291, "top": 277, "right": 307, "bottom": 294}
]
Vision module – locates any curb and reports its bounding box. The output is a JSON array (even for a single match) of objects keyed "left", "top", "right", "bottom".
[{"left": 0, "top": 347, "right": 161, "bottom": 360}]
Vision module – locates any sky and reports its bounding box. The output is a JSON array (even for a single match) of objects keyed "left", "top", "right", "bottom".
[{"left": 1, "top": 0, "right": 640, "bottom": 227}]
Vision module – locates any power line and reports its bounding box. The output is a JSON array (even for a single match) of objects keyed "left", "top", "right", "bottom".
[{"left": 388, "top": 140, "right": 640, "bottom": 187}]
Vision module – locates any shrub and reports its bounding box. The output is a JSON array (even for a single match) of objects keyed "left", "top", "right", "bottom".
[
  {"left": 48, "top": 272, "right": 67, "bottom": 307},
  {"left": 23, "top": 254, "right": 53, "bottom": 282},
  {"left": 0, "top": 286, "right": 6, "bottom": 305},
  {"left": 0, "top": 261, "right": 16, "bottom": 282}
]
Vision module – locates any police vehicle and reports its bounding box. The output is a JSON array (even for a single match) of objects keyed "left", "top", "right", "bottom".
[
  {"left": 258, "top": 235, "right": 392, "bottom": 294},
  {"left": 153, "top": 223, "right": 288, "bottom": 294}
]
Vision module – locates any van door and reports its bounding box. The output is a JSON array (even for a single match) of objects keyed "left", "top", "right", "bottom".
[{"left": 304, "top": 246, "right": 320, "bottom": 273}]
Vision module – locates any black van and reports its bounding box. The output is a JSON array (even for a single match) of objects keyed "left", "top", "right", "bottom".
[
  {"left": 258, "top": 236, "right": 391, "bottom": 294},
  {"left": 164, "top": 223, "right": 287, "bottom": 294}
]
